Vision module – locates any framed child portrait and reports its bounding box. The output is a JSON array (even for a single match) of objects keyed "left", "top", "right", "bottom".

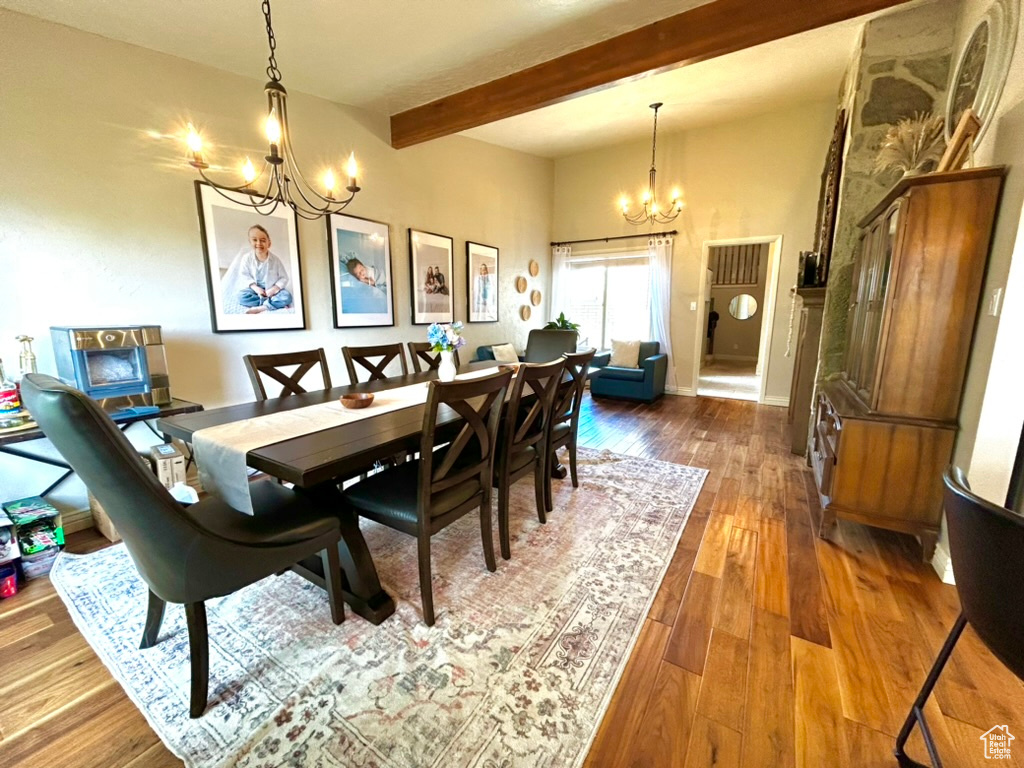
[
  {"left": 327, "top": 213, "right": 395, "bottom": 328},
  {"left": 194, "top": 182, "right": 306, "bottom": 333},
  {"left": 466, "top": 241, "right": 498, "bottom": 323},
  {"left": 408, "top": 228, "right": 454, "bottom": 325}
]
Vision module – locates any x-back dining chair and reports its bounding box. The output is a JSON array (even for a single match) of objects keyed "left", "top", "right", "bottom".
[
  {"left": 243, "top": 348, "right": 332, "bottom": 401},
  {"left": 544, "top": 349, "right": 595, "bottom": 512},
  {"left": 495, "top": 359, "right": 564, "bottom": 559},
  {"left": 21, "top": 374, "right": 345, "bottom": 719},
  {"left": 407, "top": 341, "right": 460, "bottom": 373},
  {"left": 894, "top": 466, "right": 1024, "bottom": 767},
  {"left": 342, "top": 343, "right": 408, "bottom": 383},
  {"left": 341, "top": 369, "right": 513, "bottom": 625}
]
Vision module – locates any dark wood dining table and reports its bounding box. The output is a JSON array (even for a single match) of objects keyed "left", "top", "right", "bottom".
[{"left": 157, "top": 364, "right": 507, "bottom": 625}]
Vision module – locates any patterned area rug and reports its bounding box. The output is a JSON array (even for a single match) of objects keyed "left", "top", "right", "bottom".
[{"left": 50, "top": 448, "right": 706, "bottom": 768}]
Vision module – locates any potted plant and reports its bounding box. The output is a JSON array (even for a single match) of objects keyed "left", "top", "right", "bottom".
[
  {"left": 543, "top": 312, "right": 580, "bottom": 336},
  {"left": 874, "top": 112, "right": 946, "bottom": 178}
]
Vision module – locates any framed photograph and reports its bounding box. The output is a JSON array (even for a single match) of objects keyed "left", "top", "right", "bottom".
[
  {"left": 408, "top": 228, "right": 454, "bottom": 325},
  {"left": 326, "top": 213, "right": 395, "bottom": 328},
  {"left": 194, "top": 182, "right": 305, "bottom": 333},
  {"left": 466, "top": 241, "right": 499, "bottom": 323}
]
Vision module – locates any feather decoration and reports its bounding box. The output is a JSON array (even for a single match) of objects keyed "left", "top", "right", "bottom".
[{"left": 874, "top": 113, "right": 947, "bottom": 176}]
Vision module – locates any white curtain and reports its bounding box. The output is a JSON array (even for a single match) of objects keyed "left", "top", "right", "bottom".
[
  {"left": 550, "top": 244, "right": 571, "bottom": 321},
  {"left": 648, "top": 236, "right": 676, "bottom": 389}
]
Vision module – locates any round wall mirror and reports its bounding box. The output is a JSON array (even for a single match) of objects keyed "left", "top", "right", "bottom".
[{"left": 728, "top": 294, "right": 759, "bottom": 320}]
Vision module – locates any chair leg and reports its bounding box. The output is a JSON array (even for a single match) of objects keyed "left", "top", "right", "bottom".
[
  {"left": 534, "top": 464, "right": 548, "bottom": 526},
  {"left": 499, "top": 478, "right": 512, "bottom": 560},
  {"left": 321, "top": 543, "right": 345, "bottom": 625},
  {"left": 569, "top": 438, "right": 579, "bottom": 488},
  {"left": 544, "top": 450, "right": 555, "bottom": 513},
  {"left": 185, "top": 602, "right": 209, "bottom": 719},
  {"left": 418, "top": 535, "right": 435, "bottom": 626},
  {"left": 894, "top": 612, "right": 967, "bottom": 767},
  {"left": 480, "top": 495, "right": 497, "bottom": 573},
  {"left": 139, "top": 589, "right": 166, "bottom": 650}
]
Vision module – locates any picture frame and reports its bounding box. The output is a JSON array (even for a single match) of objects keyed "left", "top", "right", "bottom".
[
  {"left": 408, "top": 228, "right": 454, "bottom": 325},
  {"left": 194, "top": 181, "right": 306, "bottom": 333},
  {"left": 326, "top": 213, "right": 395, "bottom": 328},
  {"left": 466, "top": 241, "right": 499, "bottom": 323}
]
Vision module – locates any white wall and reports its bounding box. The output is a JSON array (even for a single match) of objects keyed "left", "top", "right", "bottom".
[
  {"left": 552, "top": 100, "right": 835, "bottom": 400},
  {"left": 0, "top": 10, "right": 553, "bottom": 510}
]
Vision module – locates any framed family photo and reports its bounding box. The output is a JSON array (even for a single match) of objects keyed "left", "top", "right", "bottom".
[
  {"left": 466, "top": 241, "right": 498, "bottom": 323},
  {"left": 194, "top": 182, "right": 306, "bottom": 333},
  {"left": 327, "top": 213, "right": 395, "bottom": 328},
  {"left": 408, "top": 228, "right": 454, "bottom": 324}
]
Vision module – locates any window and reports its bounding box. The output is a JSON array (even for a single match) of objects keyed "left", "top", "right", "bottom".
[{"left": 567, "top": 253, "right": 650, "bottom": 350}]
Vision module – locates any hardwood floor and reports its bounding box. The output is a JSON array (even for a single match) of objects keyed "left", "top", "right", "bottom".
[{"left": 2, "top": 393, "right": 1022, "bottom": 767}]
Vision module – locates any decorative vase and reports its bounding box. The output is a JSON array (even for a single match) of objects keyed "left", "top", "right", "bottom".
[{"left": 438, "top": 350, "right": 457, "bottom": 382}]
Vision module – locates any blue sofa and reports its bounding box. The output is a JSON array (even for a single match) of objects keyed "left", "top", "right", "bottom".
[{"left": 589, "top": 341, "right": 667, "bottom": 403}]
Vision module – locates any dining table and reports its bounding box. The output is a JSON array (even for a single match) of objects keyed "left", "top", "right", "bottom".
[{"left": 157, "top": 362, "right": 537, "bottom": 626}]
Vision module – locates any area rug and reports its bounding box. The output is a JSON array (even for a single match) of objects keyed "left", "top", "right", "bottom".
[{"left": 50, "top": 448, "right": 706, "bottom": 768}]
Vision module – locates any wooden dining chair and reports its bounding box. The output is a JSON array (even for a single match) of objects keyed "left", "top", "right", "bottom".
[
  {"left": 545, "top": 349, "right": 596, "bottom": 513},
  {"left": 342, "top": 343, "right": 408, "bottom": 383},
  {"left": 494, "top": 359, "right": 564, "bottom": 560},
  {"left": 243, "top": 348, "right": 332, "bottom": 401},
  {"left": 407, "top": 341, "right": 460, "bottom": 373},
  {"left": 341, "top": 369, "right": 513, "bottom": 625}
]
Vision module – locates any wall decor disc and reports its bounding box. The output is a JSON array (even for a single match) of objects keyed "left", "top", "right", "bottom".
[
  {"left": 515, "top": 275, "right": 528, "bottom": 293},
  {"left": 528, "top": 259, "right": 540, "bottom": 277},
  {"left": 531, "top": 289, "right": 542, "bottom": 306},
  {"left": 520, "top": 305, "right": 531, "bottom": 321}
]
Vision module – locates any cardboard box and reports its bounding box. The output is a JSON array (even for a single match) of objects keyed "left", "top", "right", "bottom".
[
  {"left": 150, "top": 443, "right": 186, "bottom": 489},
  {"left": 88, "top": 491, "right": 121, "bottom": 543}
]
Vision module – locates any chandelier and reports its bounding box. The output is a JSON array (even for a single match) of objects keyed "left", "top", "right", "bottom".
[
  {"left": 620, "top": 102, "right": 683, "bottom": 226},
  {"left": 183, "top": 0, "right": 360, "bottom": 220}
]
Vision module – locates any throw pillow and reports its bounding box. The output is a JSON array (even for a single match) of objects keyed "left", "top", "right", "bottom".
[
  {"left": 491, "top": 343, "right": 520, "bottom": 363},
  {"left": 609, "top": 339, "right": 642, "bottom": 369}
]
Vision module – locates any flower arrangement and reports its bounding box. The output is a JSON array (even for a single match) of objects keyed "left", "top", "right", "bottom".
[
  {"left": 427, "top": 321, "right": 466, "bottom": 353},
  {"left": 874, "top": 112, "right": 946, "bottom": 177}
]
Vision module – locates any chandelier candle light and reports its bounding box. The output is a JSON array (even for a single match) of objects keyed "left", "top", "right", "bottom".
[
  {"left": 620, "top": 102, "right": 684, "bottom": 226},
  {"left": 183, "top": 0, "right": 360, "bottom": 220},
  {"left": 428, "top": 322, "right": 466, "bottom": 382}
]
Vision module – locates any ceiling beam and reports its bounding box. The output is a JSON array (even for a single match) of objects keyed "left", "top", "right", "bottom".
[{"left": 389, "top": 0, "right": 911, "bottom": 149}]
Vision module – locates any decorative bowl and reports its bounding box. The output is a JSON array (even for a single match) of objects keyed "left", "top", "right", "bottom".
[
  {"left": 340, "top": 392, "right": 374, "bottom": 409},
  {"left": 498, "top": 363, "right": 520, "bottom": 375}
]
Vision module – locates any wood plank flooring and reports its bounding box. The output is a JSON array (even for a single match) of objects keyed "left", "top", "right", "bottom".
[{"left": 2, "top": 393, "right": 1022, "bottom": 767}]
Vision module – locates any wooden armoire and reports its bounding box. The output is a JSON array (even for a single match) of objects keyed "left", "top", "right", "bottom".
[{"left": 812, "top": 167, "right": 1005, "bottom": 560}]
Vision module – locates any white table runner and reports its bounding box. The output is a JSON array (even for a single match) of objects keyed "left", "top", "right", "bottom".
[{"left": 193, "top": 368, "right": 501, "bottom": 513}]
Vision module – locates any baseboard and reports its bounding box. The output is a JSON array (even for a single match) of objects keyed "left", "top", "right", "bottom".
[
  {"left": 761, "top": 395, "right": 790, "bottom": 408},
  {"left": 714, "top": 354, "right": 758, "bottom": 362},
  {"left": 931, "top": 542, "right": 956, "bottom": 585},
  {"left": 668, "top": 386, "right": 695, "bottom": 397}
]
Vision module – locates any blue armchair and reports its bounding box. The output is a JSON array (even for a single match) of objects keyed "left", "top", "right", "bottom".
[{"left": 589, "top": 341, "right": 667, "bottom": 403}]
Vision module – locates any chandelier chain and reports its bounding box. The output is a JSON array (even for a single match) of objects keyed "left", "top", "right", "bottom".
[
  {"left": 650, "top": 105, "right": 659, "bottom": 170},
  {"left": 262, "top": 0, "right": 282, "bottom": 83}
]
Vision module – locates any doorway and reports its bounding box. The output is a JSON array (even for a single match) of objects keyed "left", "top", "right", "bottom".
[{"left": 693, "top": 236, "right": 782, "bottom": 403}]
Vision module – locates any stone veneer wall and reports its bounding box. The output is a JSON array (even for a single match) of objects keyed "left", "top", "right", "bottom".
[{"left": 817, "top": 0, "right": 959, "bottom": 380}]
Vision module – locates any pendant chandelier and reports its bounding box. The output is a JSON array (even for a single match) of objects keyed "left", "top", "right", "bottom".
[
  {"left": 620, "top": 102, "right": 683, "bottom": 226},
  {"left": 183, "top": 0, "right": 360, "bottom": 220}
]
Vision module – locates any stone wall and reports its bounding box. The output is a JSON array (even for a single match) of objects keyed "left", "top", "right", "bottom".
[{"left": 817, "top": 0, "right": 958, "bottom": 379}]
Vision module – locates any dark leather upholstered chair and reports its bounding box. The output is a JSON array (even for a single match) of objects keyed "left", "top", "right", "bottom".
[
  {"left": 524, "top": 329, "right": 578, "bottom": 363},
  {"left": 894, "top": 466, "right": 1024, "bottom": 767},
  {"left": 342, "top": 369, "right": 513, "bottom": 625},
  {"left": 407, "top": 341, "right": 460, "bottom": 373},
  {"left": 21, "top": 374, "right": 345, "bottom": 719},
  {"left": 494, "top": 359, "right": 564, "bottom": 560},
  {"left": 545, "top": 349, "right": 595, "bottom": 512},
  {"left": 243, "top": 348, "right": 331, "bottom": 400},
  {"left": 342, "top": 343, "right": 408, "bottom": 383}
]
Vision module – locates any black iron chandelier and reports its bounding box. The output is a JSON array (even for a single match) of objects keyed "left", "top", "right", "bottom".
[
  {"left": 620, "top": 102, "right": 684, "bottom": 226},
  {"left": 184, "top": 0, "right": 360, "bottom": 220}
]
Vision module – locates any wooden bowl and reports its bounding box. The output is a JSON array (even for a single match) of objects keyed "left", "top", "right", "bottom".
[
  {"left": 498, "top": 363, "right": 520, "bottom": 375},
  {"left": 340, "top": 392, "right": 374, "bottom": 409}
]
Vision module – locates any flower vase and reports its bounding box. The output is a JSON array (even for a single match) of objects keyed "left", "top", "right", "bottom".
[{"left": 438, "top": 350, "right": 457, "bottom": 382}]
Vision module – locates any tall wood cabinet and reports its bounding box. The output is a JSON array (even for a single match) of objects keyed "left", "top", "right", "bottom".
[{"left": 812, "top": 167, "right": 1005, "bottom": 559}]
